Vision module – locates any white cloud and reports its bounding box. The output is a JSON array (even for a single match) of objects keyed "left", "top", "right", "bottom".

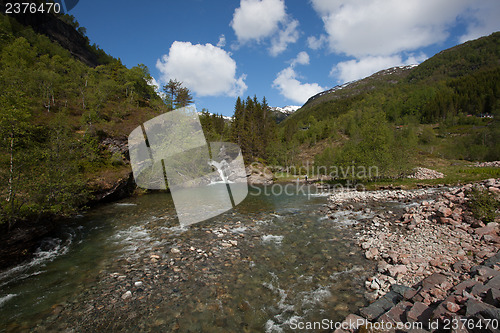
[
  {"left": 332, "top": 53, "right": 427, "bottom": 83},
  {"left": 310, "top": 0, "right": 473, "bottom": 57},
  {"left": 269, "top": 19, "right": 299, "bottom": 56},
  {"left": 147, "top": 77, "right": 161, "bottom": 92},
  {"left": 156, "top": 41, "right": 247, "bottom": 97},
  {"left": 273, "top": 67, "right": 325, "bottom": 104},
  {"left": 459, "top": 0, "right": 500, "bottom": 43},
  {"left": 231, "top": 0, "right": 286, "bottom": 43},
  {"left": 231, "top": 0, "right": 299, "bottom": 55},
  {"left": 273, "top": 53, "right": 325, "bottom": 104},
  {"left": 217, "top": 34, "right": 226, "bottom": 48},
  {"left": 147, "top": 77, "right": 167, "bottom": 100},
  {"left": 307, "top": 34, "right": 328, "bottom": 50},
  {"left": 290, "top": 51, "right": 309, "bottom": 66}
]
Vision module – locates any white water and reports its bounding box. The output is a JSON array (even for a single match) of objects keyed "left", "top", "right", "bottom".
[{"left": 262, "top": 234, "right": 284, "bottom": 245}]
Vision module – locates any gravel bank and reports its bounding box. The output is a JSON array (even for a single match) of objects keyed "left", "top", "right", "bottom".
[{"left": 327, "top": 178, "right": 500, "bottom": 332}]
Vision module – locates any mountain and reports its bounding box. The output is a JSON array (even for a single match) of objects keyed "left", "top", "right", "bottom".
[
  {"left": 0, "top": 0, "right": 114, "bottom": 66},
  {"left": 283, "top": 32, "right": 500, "bottom": 127},
  {"left": 269, "top": 105, "right": 301, "bottom": 123},
  {"left": 303, "top": 65, "right": 417, "bottom": 109},
  {"left": 270, "top": 105, "right": 301, "bottom": 114},
  {"left": 275, "top": 32, "right": 499, "bottom": 173}
]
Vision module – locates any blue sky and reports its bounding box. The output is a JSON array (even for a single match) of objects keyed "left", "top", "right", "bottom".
[{"left": 70, "top": 0, "right": 500, "bottom": 117}]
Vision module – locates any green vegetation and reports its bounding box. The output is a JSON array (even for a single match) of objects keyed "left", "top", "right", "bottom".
[
  {"left": 0, "top": 13, "right": 171, "bottom": 230},
  {"left": 273, "top": 32, "right": 500, "bottom": 181},
  {"left": 467, "top": 187, "right": 499, "bottom": 223},
  {"left": 231, "top": 96, "right": 277, "bottom": 161}
]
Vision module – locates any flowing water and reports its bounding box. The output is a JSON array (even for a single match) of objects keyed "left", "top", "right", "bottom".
[{"left": 0, "top": 185, "right": 375, "bottom": 332}]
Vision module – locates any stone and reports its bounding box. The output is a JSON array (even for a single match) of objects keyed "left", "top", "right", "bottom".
[
  {"left": 134, "top": 281, "right": 143, "bottom": 287},
  {"left": 359, "top": 291, "right": 402, "bottom": 321},
  {"left": 475, "top": 223, "right": 499, "bottom": 237},
  {"left": 403, "top": 289, "right": 418, "bottom": 300},
  {"left": 465, "top": 299, "right": 495, "bottom": 317},
  {"left": 483, "top": 252, "right": 500, "bottom": 267},
  {"left": 453, "top": 261, "right": 472, "bottom": 273},
  {"left": 378, "top": 301, "right": 412, "bottom": 324},
  {"left": 484, "top": 288, "right": 500, "bottom": 307},
  {"left": 388, "top": 265, "right": 408, "bottom": 277},
  {"left": 365, "top": 248, "right": 379, "bottom": 260},
  {"left": 471, "top": 265, "right": 500, "bottom": 279},
  {"left": 406, "top": 302, "right": 433, "bottom": 327},
  {"left": 483, "top": 234, "right": 500, "bottom": 244},
  {"left": 484, "top": 275, "right": 500, "bottom": 291},
  {"left": 445, "top": 301, "right": 461, "bottom": 313},
  {"left": 391, "top": 284, "right": 414, "bottom": 297},
  {"left": 370, "top": 279, "right": 381, "bottom": 290},
  {"left": 122, "top": 291, "right": 132, "bottom": 300},
  {"left": 470, "top": 283, "right": 490, "bottom": 298},
  {"left": 170, "top": 247, "right": 181, "bottom": 254},
  {"left": 420, "top": 273, "right": 448, "bottom": 291},
  {"left": 471, "top": 220, "right": 486, "bottom": 228},
  {"left": 338, "top": 314, "right": 365, "bottom": 332},
  {"left": 453, "top": 280, "right": 480, "bottom": 295},
  {"left": 437, "top": 206, "right": 453, "bottom": 217},
  {"left": 480, "top": 307, "right": 500, "bottom": 322},
  {"left": 377, "top": 260, "right": 390, "bottom": 273},
  {"left": 485, "top": 178, "right": 497, "bottom": 187}
]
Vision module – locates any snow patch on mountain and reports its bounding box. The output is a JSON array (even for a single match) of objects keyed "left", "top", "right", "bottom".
[
  {"left": 197, "top": 112, "right": 233, "bottom": 121},
  {"left": 270, "top": 105, "right": 301, "bottom": 114}
]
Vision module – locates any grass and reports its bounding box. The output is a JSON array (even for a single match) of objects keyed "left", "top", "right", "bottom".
[
  {"left": 363, "top": 161, "right": 498, "bottom": 190},
  {"left": 274, "top": 160, "right": 498, "bottom": 189}
]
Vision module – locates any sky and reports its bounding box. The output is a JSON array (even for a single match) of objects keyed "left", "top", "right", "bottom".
[{"left": 70, "top": 0, "right": 500, "bottom": 117}]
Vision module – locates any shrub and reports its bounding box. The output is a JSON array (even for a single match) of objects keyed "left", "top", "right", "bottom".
[{"left": 467, "top": 187, "right": 499, "bottom": 223}]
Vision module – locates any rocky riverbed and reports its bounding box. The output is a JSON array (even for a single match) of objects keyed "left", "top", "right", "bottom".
[
  {"left": 2, "top": 188, "right": 373, "bottom": 332},
  {"left": 327, "top": 178, "right": 500, "bottom": 332}
]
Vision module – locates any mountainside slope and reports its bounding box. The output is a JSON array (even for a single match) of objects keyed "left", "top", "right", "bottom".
[
  {"left": 0, "top": 0, "right": 112, "bottom": 66},
  {"left": 283, "top": 32, "right": 500, "bottom": 128}
]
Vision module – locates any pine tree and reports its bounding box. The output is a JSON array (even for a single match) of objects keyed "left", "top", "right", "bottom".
[
  {"left": 163, "top": 79, "right": 182, "bottom": 110},
  {"left": 175, "top": 87, "right": 194, "bottom": 108}
]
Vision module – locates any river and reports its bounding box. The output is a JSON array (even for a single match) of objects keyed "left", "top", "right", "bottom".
[{"left": 0, "top": 185, "right": 375, "bottom": 332}]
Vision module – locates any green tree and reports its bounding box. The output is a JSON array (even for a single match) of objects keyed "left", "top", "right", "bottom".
[
  {"left": 0, "top": 89, "right": 32, "bottom": 230},
  {"left": 175, "top": 86, "right": 194, "bottom": 108},
  {"left": 163, "top": 79, "right": 182, "bottom": 110}
]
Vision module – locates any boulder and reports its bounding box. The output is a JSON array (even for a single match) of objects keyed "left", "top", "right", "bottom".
[
  {"left": 365, "top": 248, "right": 379, "bottom": 260},
  {"left": 388, "top": 265, "right": 408, "bottom": 277}
]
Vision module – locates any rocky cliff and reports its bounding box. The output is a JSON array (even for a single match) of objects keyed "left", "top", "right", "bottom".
[{"left": 0, "top": 0, "right": 100, "bottom": 66}]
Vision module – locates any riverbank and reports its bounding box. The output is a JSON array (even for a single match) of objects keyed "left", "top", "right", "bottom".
[
  {"left": 328, "top": 178, "right": 500, "bottom": 332},
  {"left": 0, "top": 167, "right": 136, "bottom": 271}
]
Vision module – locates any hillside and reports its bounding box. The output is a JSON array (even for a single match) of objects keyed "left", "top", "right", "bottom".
[
  {"left": 270, "top": 32, "right": 500, "bottom": 179},
  {"left": 0, "top": 10, "right": 170, "bottom": 254},
  {"left": 0, "top": 0, "right": 115, "bottom": 66}
]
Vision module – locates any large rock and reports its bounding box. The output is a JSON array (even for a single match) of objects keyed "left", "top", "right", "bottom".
[
  {"left": 475, "top": 223, "right": 499, "bottom": 237},
  {"left": 406, "top": 302, "right": 433, "bottom": 328},
  {"left": 245, "top": 163, "right": 274, "bottom": 185},
  {"left": 388, "top": 265, "right": 408, "bottom": 277},
  {"left": 359, "top": 291, "right": 403, "bottom": 320},
  {"left": 365, "top": 248, "right": 379, "bottom": 260}
]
